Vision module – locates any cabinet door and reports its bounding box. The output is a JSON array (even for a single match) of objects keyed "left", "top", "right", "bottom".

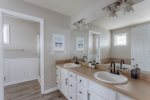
[
  {"left": 88, "top": 92, "right": 105, "bottom": 100},
  {"left": 60, "top": 68, "right": 68, "bottom": 99},
  {"left": 77, "top": 86, "right": 87, "bottom": 100},
  {"left": 60, "top": 77, "right": 68, "bottom": 98}
]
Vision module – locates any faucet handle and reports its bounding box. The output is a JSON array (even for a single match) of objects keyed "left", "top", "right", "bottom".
[{"left": 116, "top": 69, "right": 123, "bottom": 75}]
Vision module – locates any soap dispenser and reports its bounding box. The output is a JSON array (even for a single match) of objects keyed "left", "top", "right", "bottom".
[{"left": 131, "top": 64, "right": 140, "bottom": 79}]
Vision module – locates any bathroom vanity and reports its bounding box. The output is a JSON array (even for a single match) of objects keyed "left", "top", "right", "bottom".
[{"left": 56, "top": 64, "right": 137, "bottom": 100}]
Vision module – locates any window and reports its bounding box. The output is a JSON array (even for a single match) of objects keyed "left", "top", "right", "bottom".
[
  {"left": 114, "top": 33, "right": 127, "bottom": 46},
  {"left": 3, "top": 24, "right": 10, "bottom": 44}
]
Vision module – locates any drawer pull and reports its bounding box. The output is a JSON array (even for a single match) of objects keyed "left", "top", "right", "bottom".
[
  {"left": 88, "top": 93, "right": 90, "bottom": 100},
  {"left": 70, "top": 85, "right": 73, "bottom": 87},
  {"left": 66, "top": 78, "right": 68, "bottom": 85},
  {"left": 70, "top": 96, "right": 72, "bottom": 99},
  {"left": 79, "top": 91, "right": 82, "bottom": 94},
  {"left": 70, "top": 75, "right": 73, "bottom": 77},
  {"left": 80, "top": 80, "right": 82, "bottom": 83}
]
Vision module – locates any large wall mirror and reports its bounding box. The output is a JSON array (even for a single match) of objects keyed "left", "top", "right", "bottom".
[{"left": 71, "top": 22, "right": 150, "bottom": 73}]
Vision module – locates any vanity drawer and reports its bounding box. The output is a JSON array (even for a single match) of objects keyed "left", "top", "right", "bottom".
[
  {"left": 69, "top": 79, "right": 76, "bottom": 90},
  {"left": 68, "top": 91, "right": 76, "bottom": 100},
  {"left": 89, "top": 81, "right": 116, "bottom": 100},
  {"left": 77, "top": 75, "right": 88, "bottom": 88},
  {"left": 69, "top": 71, "right": 76, "bottom": 80},
  {"left": 77, "top": 86, "right": 87, "bottom": 100}
]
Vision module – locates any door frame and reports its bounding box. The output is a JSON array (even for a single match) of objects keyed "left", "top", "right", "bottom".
[
  {"left": 0, "top": 8, "right": 45, "bottom": 97},
  {"left": 0, "top": 11, "right": 4, "bottom": 100},
  {"left": 88, "top": 31, "right": 101, "bottom": 63}
]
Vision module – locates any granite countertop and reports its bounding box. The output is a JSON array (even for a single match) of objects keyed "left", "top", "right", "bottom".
[{"left": 57, "top": 63, "right": 150, "bottom": 100}]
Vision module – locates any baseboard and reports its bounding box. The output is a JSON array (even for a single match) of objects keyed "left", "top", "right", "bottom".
[
  {"left": 4, "top": 77, "right": 39, "bottom": 86},
  {"left": 44, "top": 87, "right": 58, "bottom": 94}
]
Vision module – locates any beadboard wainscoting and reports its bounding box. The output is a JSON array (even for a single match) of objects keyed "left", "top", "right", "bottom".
[{"left": 4, "top": 58, "right": 40, "bottom": 86}]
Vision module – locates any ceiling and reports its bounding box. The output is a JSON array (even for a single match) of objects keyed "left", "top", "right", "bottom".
[
  {"left": 92, "top": 0, "right": 150, "bottom": 30},
  {"left": 23, "top": 0, "right": 150, "bottom": 30},
  {"left": 23, "top": 0, "right": 113, "bottom": 17}
]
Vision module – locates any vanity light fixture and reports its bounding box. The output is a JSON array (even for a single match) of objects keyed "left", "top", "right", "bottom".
[
  {"left": 103, "top": 0, "right": 144, "bottom": 18},
  {"left": 73, "top": 18, "right": 87, "bottom": 30}
]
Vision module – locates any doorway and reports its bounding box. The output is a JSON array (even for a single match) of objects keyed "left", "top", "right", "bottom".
[
  {"left": 0, "top": 9, "right": 45, "bottom": 100},
  {"left": 88, "top": 31, "right": 101, "bottom": 63}
]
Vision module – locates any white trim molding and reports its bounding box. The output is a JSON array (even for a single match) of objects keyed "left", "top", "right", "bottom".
[
  {"left": 0, "top": 12, "right": 4, "bottom": 100},
  {"left": 44, "top": 87, "right": 58, "bottom": 94},
  {"left": 0, "top": 8, "right": 45, "bottom": 95}
]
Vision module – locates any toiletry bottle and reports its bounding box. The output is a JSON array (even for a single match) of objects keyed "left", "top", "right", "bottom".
[
  {"left": 91, "top": 63, "right": 96, "bottom": 69},
  {"left": 88, "top": 61, "right": 92, "bottom": 68},
  {"left": 131, "top": 64, "right": 140, "bottom": 79}
]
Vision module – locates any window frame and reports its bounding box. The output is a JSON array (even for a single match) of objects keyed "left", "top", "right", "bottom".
[{"left": 114, "top": 33, "right": 127, "bottom": 46}]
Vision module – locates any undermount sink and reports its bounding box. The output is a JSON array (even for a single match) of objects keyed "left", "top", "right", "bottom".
[
  {"left": 94, "top": 71, "right": 128, "bottom": 84},
  {"left": 64, "top": 63, "right": 80, "bottom": 68}
]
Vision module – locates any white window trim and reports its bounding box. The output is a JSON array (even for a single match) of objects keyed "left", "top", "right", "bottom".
[{"left": 114, "top": 33, "right": 127, "bottom": 46}]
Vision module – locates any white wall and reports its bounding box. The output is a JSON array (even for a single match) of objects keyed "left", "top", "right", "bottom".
[
  {"left": 111, "top": 27, "right": 131, "bottom": 59},
  {"left": 3, "top": 16, "right": 40, "bottom": 54},
  {"left": 0, "top": 0, "right": 70, "bottom": 91}
]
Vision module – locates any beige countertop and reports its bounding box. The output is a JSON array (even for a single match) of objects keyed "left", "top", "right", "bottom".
[{"left": 57, "top": 63, "right": 150, "bottom": 100}]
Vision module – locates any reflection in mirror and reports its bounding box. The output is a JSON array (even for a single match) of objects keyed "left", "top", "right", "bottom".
[{"left": 88, "top": 31, "right": 100, "bottom": 63}]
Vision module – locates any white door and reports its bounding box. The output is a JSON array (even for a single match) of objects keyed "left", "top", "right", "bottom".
[
  {"left": 131, "top": 24, "right": 150, "bottom": 71},
  {"left": 88, "top": 92, "right": 105, "bottom": 100},
  {"left": 0, "top": 12, "right": 4, "bottom": 100}
]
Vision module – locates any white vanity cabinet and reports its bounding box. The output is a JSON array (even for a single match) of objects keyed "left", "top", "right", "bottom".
[
  {"left": 88, "top": 91, "right": 105, "bottom": 100},
  {"left": 68, "top": 71, "right": 77, "bottom": 100},
  {"left": 57, "top": 67, "right": 136, "bottom": 100},
  {"left": 56, "top": 65, "right": 61, "bottom": 88},
  {"left": 77, "top": 75, "right": 88, "bottom": 100},
  {"left": 60, "top": 68, "right": 69, "bottom": 98},
  {"left": 88, "top": 81, "right": 116, "bottom": 100}
]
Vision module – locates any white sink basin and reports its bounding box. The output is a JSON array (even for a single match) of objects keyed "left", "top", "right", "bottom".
[
  {"left": 94, "top": 71, "right": 128, "bottom": 84},
  {"left": 64, "top": 63, "right": 80, "bottom": 68}
]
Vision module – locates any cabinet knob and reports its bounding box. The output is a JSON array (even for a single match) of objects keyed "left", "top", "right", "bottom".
[
  {"left": 70, "top": 85, "right": 72, "bottom": 87},
  {"left": 79, "top": 91, "right": 82, "bottom": 94},
  {"left": 80, "top": 80, "right": 82, "bottom": 83},
  {"left": 70, "top": 97, "right": 72, "bottom": 99}
]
